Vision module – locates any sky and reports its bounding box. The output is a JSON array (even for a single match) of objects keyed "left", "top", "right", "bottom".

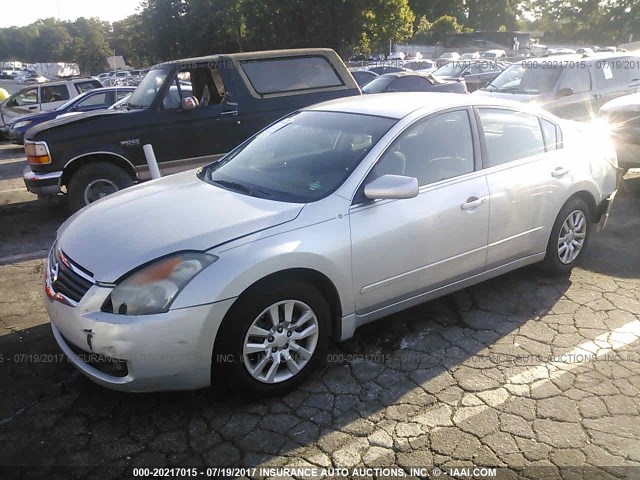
[{"left": 0, "top": 0, "right": 142, "bottom": 28}]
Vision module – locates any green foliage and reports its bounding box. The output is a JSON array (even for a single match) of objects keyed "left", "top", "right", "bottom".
[
  {"left": 1, "top": 0, "right": 637, "bottom": 68},
  {"left": 412, "top": 15, "right": 432, "bottom": 44},
  {"left": 409, "top": 0, "right": 466, "bottom": 25},
  {"left": 466, "top": 0, "right": 518, "bottom": 31},
  {"left": 429, "top": 15, "right": 463, "bottom": 44}
]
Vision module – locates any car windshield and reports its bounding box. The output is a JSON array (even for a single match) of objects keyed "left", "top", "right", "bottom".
[
  {"left": 484, "top": 63, "right": 562, "bottom": 94},
  {"left": 126, "top": 68, "right": 170, "bottom": 108},
  {"left": 202, "top": 111, "right": 396, "bottom": 203},
  {"left": 434, "top": 62, "right": 469, "bottom": 77},
  {"left": 362, "top": 76, "right": 395, "bottom": 93}
]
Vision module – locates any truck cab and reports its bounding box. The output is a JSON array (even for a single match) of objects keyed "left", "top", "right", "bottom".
[{"left": 23, "top": 48, "right": 361, "bottom": 211}]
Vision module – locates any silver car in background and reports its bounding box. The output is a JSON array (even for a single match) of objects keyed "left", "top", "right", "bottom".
[{"left": 44, "top": 93, "right": 619, "bottom": 395}]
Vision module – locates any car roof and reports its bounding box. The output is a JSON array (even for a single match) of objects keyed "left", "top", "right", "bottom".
[
  {"left": 515, "top": 52, "right": 639, "bottom": 64},
  {"left": 377, "top": 71, "right": 427, "bottom": 79},
  {"left": 156, "top": 48, "right": 338, "bottom": 67},
  {"left": 304, "top": 92, "right": 537, "bottom": 119}
]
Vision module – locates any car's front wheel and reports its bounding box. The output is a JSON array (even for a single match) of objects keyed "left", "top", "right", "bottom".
[
  {"left": 67, "top": 162, "right": 134, "bottom": 212},
  {"left": 214, "top": 281, "right": 330, "bottom": 395},
  {"left": 542, "top": 197, "right": 591, "bottom": 275}
]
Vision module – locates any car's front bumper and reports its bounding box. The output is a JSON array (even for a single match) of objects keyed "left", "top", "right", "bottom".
[
  {"left": 46, "top": 289, "right": 236, "bottom": 392},
  {"left": 23, "top": 166, "right": 62, "bottom": 195},
  {"left": 9, "top": 128, "right": 24, "bottom": 145}
]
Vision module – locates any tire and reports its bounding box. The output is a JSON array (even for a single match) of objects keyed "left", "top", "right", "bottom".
[
  {"left": 67, "top": 162, "right": 133, "bottom": 212},
  {"left": 541, "top": 197, "right": 591, "bottom": 275},
  {"left": 213, "top": 281, "right": 330, "bottom": 396}
]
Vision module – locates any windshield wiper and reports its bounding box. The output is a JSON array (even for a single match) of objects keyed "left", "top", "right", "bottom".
[{"left": 210, "top": 179, "right": 272, "bottom": 198}]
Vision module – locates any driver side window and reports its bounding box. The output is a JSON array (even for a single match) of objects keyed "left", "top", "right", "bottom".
[
  {"left": 372, "top": 110, "right": 475, "bottom": 186},
  {"left": 162, "top": 74, "right": 193, "bottom": 110}
]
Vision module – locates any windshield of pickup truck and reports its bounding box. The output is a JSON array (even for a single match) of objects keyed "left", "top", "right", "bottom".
[
  {"left": 202, "top": 111, "right": 396, "bottom": 203},
  {"left": 127, "top": 68, "right": 170, "bottom": 108},
  {"left": 484, "top": 63, "right": 562, "bottom": 94}
]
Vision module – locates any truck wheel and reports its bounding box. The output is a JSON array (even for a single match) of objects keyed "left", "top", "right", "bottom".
[
  {"left": 541, "top": 197, "right": 591, "bottom": 275},
  {"left": 213, "top": 281, "right": 330, "bottom": 396},
  {"left": 67, "top": 162, "right": 133, "bottom": 212}
]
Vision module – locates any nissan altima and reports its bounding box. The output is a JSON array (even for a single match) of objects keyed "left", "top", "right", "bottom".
[{"left": 44, "top": 93, "right": 619, "bottom": 395}]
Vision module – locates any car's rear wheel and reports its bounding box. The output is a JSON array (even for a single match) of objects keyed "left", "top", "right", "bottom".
[
  {"left": 67, "top": 162, "right": 133, "bottom": 212},
  {"left": 542, "top": 197, "right": 591, "bottom": 275},
  {"left": 213, "top": 281, "right": 330, "bottom": 395}
]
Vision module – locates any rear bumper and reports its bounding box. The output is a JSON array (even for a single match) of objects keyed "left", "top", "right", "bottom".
[
  {"left": 614, "top": 142, "right": 640, "bottom": 169},
  {"left": 23, "top": 166, "right": 63, "bottom": 195}
]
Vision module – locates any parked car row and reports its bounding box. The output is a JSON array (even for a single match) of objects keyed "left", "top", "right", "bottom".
[
  {"left": 0, "top": 77, "right": 103, "bottom": 137},
  {"left": 8, "top": 86, "right": 134, "bottom": 144}
]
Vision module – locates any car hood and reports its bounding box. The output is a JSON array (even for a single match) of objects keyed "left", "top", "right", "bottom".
[
  {"left": 9, "top": 110, "right": 57, "bottom": 126},
  {"left": 601, "top": 93, "right": 640, "bottom": 113},
  {"left": 57, "top": 170, "right": 304, "bottom": 282},
  {"left": 27, "top": 109, "right": 127, "bottom": 138}
]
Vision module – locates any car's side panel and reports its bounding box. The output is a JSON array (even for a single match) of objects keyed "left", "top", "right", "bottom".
[
  {"left": 483, "top": 151, "right": 573, "bottom": 268},
  {"left": 171, "top": 195, "right": 355, "bottom": 317},
  {"left": 349, "top": 173, "right": 490, "bottom": 314}
]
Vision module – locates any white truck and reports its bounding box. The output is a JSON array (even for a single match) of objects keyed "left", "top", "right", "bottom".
[{"left": 34, "top": 63, "right": 80, "bottom": 78}]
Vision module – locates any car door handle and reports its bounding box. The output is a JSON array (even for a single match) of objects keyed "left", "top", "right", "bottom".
[
  {"left": 592, "top": 93, "right": 602, "bottom": 100},
  {"left": 28, "top": 106, "right": 38, "bottom": 110},
  {"left": 221, "top": 110, "right": 238, "bottom": 116},
  {"left": 461, "top": 196, "right": 487, "bottom": 211},
  {"left": 552, "top": 167, "right": 570, "bottom": 178}
]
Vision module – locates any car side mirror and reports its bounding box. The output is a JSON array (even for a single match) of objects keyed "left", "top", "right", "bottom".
[
  {"left": 556, "top": 87, "right": 574, "bottom": 98},
  {"left": 181, "top": 96, "right": 198, "bottom": 111},
  {"left": 364, "top": 175, "right": 419, "bottom": 200}
]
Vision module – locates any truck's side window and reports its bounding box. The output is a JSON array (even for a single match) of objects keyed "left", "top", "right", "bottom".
[
  {"left": 240, "top": 56, "right": 343, "bottom": 94},
  {"left": 162, "top": 74, "right": 194, "bottom": 110},
  {"left": 192, "top": 67, "right": 225, "bottom": 107}
]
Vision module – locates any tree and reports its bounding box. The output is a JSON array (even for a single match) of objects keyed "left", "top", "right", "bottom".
[
  {"left": 429, "top": 15, "right": 462, "bottom": 44},
  {"left": 409, "top": 0, "right": 466, "bottom": 25},
  {"left": 65, "top": 18, "right": 113, "bottom": 74},
  {"left": 32, "top": 19, "right": 73, "bottom": 62},
  {"left": 465, "top": 0, "right": 518, "bottom": 31},
  {"left": 412, "top": 15, "right": 432, "bottom": 44},
  {"left": 185, "top": 0, "right": 243, "bottom": 55},
  {"left": 110, "top": 15, "right": 155, "bottom": 67},
  {"left": 362, "top": 0, "right": 415, "bottom": 54},
  {"left": 140, "top": 0, "right": 189, "bottom": 60}
]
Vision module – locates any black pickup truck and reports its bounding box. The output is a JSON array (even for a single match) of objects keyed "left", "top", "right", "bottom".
[{"left": 22, "top": 48, "right": 361, "bottom": 210}]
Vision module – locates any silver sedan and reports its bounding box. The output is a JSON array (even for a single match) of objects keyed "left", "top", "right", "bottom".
[{"left": 44, "top": 93, "right": 619, "bottom": 395}]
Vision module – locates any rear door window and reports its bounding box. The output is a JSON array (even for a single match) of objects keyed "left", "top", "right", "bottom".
[
  {"left": 478, "top": 109, "right": 546, "bottom": 167},
  {"left": 540, "top": 118, "right": 561, "bottom": 151},
  {"left": 594, "top": 58, "right": 635, "bottom": 89},
  {"left": 41, "top": 85, "right": 70, "bottom": 104},
  {"left": 240, "top": 56, "right": 343, "bottom": 94}
]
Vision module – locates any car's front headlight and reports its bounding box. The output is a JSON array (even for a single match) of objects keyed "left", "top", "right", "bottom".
[
  {"left": 104, "top": 252, "right": 218, "bottom": 315},
  {"left": 13, "top": 120, "right": 32, "bottom": 129}
]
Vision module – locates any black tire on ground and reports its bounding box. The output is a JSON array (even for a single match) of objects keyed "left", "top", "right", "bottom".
[
  {"left": 67, "top": 162, "right": 133, "bottom": 212},
  {"left": 213, "top": 281, "right": 331, "bottom": 396},
  {"left": 541, "top": 196, "right": 592, "bottom": 275}
]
